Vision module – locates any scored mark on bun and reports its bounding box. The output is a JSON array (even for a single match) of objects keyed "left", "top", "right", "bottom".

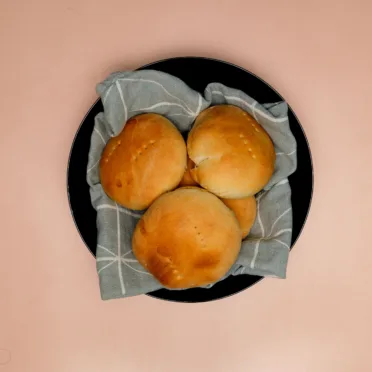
[
  {"left": 238, "top": 133, "right": 258, "bottom": 160},
  {"left": 251, "top": 122, "right": 260, "bottom": 133},
  {"left": 194, "top": 225, "right": 206, "bottom": 247},
  {"left": 132, "top": 140, "right": 157, "bottom": 162},
  {"left": 104, "top": 140, "right": 122, "bottom": 161}
]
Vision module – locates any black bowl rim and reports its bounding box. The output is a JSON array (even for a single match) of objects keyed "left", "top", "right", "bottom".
[{"left": 66, "top": 56, "right": 314, "bottom": 303}]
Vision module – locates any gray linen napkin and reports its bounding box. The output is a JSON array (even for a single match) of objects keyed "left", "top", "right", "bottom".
[{"left": 86, "top": 70, "right": 297, "bottom": 300}]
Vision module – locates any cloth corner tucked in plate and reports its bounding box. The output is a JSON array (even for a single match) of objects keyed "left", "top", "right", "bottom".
[{"left": 86, "top": 70, "right": 297, "bottom": 300}]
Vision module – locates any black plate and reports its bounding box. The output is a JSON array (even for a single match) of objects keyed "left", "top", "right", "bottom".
[{"left": 67, "top": 57, "right": 313, "bottom": 303}]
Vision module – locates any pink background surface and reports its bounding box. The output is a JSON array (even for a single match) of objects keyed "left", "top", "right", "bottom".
[{"left": 1, "top": 0, "right": 372, "bottom": 371}]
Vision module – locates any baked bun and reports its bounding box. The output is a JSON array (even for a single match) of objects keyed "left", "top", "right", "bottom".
[
  {"left": 100, "top": 114, "right": 186, "bottom": 210},
  {"left": 132, "top": 187, "right": 242, "bottom": 289},
  {"left": 221, "top": 196, "right": 257, "bottom": 239},
  {"left": 179, "top": 157, "right": 198, "bottom": 187},
  {"left": 188, "top": 105, "right": 275, "bottom": 198}
]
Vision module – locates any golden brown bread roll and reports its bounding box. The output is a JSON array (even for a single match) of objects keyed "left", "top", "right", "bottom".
[
  {"left": 221, "top": 196, "right": 257, "bottom": 239},
  {"left": 100, "top": 113, "right": 187, "bottom": 210},
  {"left": 178, "top": 157, "right": 198, "bottom": 187},
  {"left": 188, "top": 105, "right": 276, "bottom": 198},
  {"left": 132, "top": 187, "right": 242, "bottom": 289}
]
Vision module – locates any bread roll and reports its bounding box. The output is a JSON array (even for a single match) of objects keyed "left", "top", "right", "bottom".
[
  {"left": 100, "top": 114, "right": 186, "bottom": 210},
  {"left": 221, "top": 196, "right": 257, "bottom": 239},
  {"left": 179, "top": 157, "right": 198, "bottom": 187},
  {"left": 132, "top": 187, "right": 242, "bottom": 289},
  {"left": 188, "top": 105, "right": 275, "bottom": 198}
]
